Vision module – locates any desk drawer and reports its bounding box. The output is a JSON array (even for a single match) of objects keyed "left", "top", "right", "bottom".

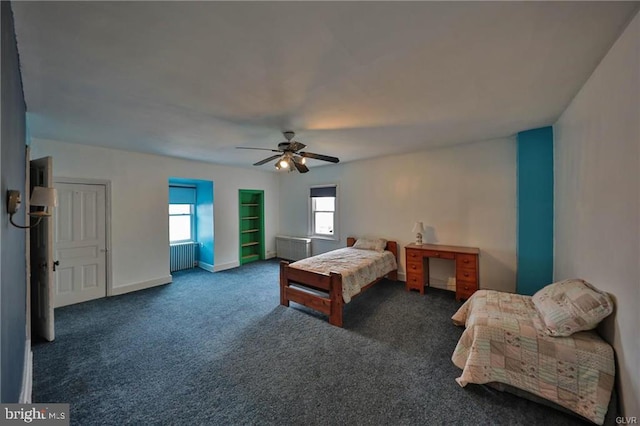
[
  {"left": 456, "top": 287, "right": 476, "bottom": 301},
  {"left": 406, "top": 260, "right": 422, "bottom": 274},
  {"left": 456, "top": 269, "right": 478, "bottom": 283},
  {"left": 405, "top": 271, "right": 424, "bottom": 289},
  {"left": 457, "top": 254, "right": 478, "bottom": 270},
  {"left": 456, "top": 280, "right": 477, "bottom": 301},
  {"left": 406, "top": 249, "right": 422, "bottom": 261},
  {"left": 422, "top": 250, "right": 455, "bottom": 260},
  {"left": 457, "top": 280, "right": 477, "bottom": 293}
]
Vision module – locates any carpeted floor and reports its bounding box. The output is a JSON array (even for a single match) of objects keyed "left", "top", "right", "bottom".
[{"left": 32, "top": 260, "right": 591, "bottom": 425}]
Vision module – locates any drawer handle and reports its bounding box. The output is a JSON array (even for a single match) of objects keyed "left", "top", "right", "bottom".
[
  {"left": 464, "top": 272, "right": 469, "bottom": 277},
  {"left": 463, "top": 259, "right": 469, "bottom": 264},
  {"left": 433, "top": 253, "right": 440, "bottom": 257},
  {"left": 464, "top": 285, "right": 469, "bottom": 290}
]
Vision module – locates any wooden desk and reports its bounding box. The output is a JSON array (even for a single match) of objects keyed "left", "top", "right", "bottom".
[{"left": 405, "top": 243, "right": 480, "bottom": 301}]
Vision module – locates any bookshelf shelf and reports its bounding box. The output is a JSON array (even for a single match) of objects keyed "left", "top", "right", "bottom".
[{"left": 239, "top": 190, "right": 264, "bottom": 265}]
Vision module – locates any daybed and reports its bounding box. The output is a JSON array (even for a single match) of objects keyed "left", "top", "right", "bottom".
[
  {"left": 280, "top": 237, "right": 398, "bottom": 327},
  {"left": 451, "top": 280, "right": 615, "bottom": 425}
]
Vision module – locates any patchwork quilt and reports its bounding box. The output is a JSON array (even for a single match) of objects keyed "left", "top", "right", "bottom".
[
  {"left": 451, "top": 290, "right": 615, "bottom": 425},
  {"left": 290, "top": 247, "right": 397, "bottom": 303}
]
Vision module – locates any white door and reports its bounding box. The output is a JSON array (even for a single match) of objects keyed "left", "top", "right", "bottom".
[
  {"left": 54, "top": 182, "right": 107, "bottom": 307},
  {"left": 30, "top": 156, "right": 54, "bottom": 341}
]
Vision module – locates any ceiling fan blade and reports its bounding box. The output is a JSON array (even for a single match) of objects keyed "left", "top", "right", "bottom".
[
  {"left": 287, "top": 141, "right": 306, "bottom": 152},
  {"left": 292, "top": 157, "right": 309, "bottom": 173},
  {"left": 237, "top": 147, "right": 281, "bottom": 152},
  {"left": 299, "top": 152, "right": 340, "bottom": 163},
  {"left": 253, "top": 154, "right": 282, "bottom": 166}
]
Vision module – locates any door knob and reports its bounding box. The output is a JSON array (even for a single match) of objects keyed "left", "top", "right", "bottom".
[{"left": 53, "top": 260, "right": 60, "bottom": 271}]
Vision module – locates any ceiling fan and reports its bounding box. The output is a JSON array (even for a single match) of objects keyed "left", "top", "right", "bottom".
[{"left": 236, "top": 131, "right": 339, "bottom": 173}]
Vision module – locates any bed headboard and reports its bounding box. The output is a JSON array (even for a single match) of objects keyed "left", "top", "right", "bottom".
[{"left": 347, "top": 236, "right": 398, "bottom": 261}]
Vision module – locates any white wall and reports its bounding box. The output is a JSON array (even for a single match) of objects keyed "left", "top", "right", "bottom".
[
  {"left": 279, "top": 137, "right": 517, "bottom": 292},
  {"left": 31, "top": 138, "right": 280, "bottom": 293},
  {"left": 554, "top": 11, "right": 639, "bottom": 417}
]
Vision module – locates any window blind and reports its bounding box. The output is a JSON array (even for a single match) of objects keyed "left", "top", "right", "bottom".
[
  {"left": 169, "top": 186, "right": 196, "bottom": 204},
  {"left": 310, "top": 186, "right": 336, "bottom": 198}
]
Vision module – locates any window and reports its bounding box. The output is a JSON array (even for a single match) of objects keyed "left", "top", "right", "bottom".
[
  {"left": 310, "top": 185, "right": 337, "bottom": 239},
  {"left": 169, "top": 185, "right": 196, "bottom": 243},
  {"left": 169, "top": 204, "right": 194, "bottom": 242}
]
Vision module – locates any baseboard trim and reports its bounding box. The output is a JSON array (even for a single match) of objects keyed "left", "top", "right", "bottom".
[
  {"left": 198, "top": 261, "right": 214, "bottom": 273},
  {"left": 19, "top": 339, "right": 32, "bottom": 404},
  {"left": 265, "top": 252, "right": 276, "bottom": 260},
  {"left": 111, "top": 276, "right": 172, "bottom": 296},
  {"left": 214, "top": 261, "right": 239, "bottom": 272}
]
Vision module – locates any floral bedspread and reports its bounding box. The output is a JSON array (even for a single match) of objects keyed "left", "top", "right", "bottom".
[
  {"left": 451, "top": 290, "right": 615, "bottom": 425},
  {"left": 289, "top": 247, "right": 397, "bottom": 303}
]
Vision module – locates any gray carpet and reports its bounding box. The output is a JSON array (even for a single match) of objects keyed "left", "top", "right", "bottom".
[{"left": 33, "top": 260, "right": 590, "bottom": 425}]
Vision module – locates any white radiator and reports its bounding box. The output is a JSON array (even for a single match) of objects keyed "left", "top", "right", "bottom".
[
  {"left": 276, "top": 236, "right": 311, "bottom": 261},
  {"left": 170, "top": 242, "right": 198, "bottom": 272}
]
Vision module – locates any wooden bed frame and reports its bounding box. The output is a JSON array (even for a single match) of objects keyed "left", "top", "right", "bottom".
[{"left": 279, "top": 237, "right": 398, "bottom": 327}]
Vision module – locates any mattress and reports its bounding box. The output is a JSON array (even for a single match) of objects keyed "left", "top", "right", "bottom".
[{"left": 289, "top": 247, "right": 397, "bottom": 303}]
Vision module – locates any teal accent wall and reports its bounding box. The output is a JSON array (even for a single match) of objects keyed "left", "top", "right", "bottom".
[
  {"left": 1, "top": 1, "right": 28, "bottom": 402},
  {"left": 517, "top": 126, "right": 554, "bottom": 295},
  {"left": 168, "top": 178, "right": 214, "bottom": 268},
  {"left": 195, "top": 181, "right": 214, "bottom": 266}
]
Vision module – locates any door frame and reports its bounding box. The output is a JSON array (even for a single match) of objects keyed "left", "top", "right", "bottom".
[
  {"left": 54, "top": 177, "right": 113, "bottom": 297},
  {"left": 30, "top": 156, "right": 54, "bottom": 341},
  {"left": 25, "top": 147, "right": 31, "bottom": 341}
]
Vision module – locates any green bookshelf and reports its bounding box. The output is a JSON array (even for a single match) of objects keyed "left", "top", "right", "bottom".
[{"left": 239, "top": 189, "right": 265, "bottom": 265}]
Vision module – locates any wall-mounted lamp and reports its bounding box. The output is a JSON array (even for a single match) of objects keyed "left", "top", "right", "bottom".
[
  {"left": 412, "top": 221, "right": 425, "bottom": 245},
  {"left": 6, "top": 186, "right": 58, "bottom": 229}
]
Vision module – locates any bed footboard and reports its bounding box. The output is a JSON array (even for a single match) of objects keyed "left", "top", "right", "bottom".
[
  {"left": 280, "top": 261, "right": 344, "bottom": 326},
  {"left": 279, "top": 237, "right": 398, "bottom": 327}
]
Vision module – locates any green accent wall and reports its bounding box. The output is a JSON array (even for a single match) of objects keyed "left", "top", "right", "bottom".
[
  {"left": 239, "top": 190, "right": 264, "bottom": 265},
  {"left": 517, "top": 126, "right": 554, "bottom": 295}
]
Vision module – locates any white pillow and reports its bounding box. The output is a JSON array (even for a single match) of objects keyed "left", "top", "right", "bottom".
[
  {"left": 352, "top": 238, "right": 387, "bottom": 252},
  {"left": 532, "top": 279, "right": 613, "bottom": 337}
]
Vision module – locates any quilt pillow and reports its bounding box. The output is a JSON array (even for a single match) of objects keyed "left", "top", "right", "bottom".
[
  {"left": 352, "top": 238, "right": 387, "bottom": 252},
  {"left": 532, "top": 279, "right": 613, "bottom": 337}
]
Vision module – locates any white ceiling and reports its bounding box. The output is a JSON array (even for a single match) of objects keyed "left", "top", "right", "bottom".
[{"left": 12, "top": 1, "right": 639, "bottom": 170}]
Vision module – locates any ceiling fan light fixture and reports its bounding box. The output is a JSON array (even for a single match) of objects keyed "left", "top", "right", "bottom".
[{"left": 239, "top": 131, "right": 339, "bottom": 173}]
